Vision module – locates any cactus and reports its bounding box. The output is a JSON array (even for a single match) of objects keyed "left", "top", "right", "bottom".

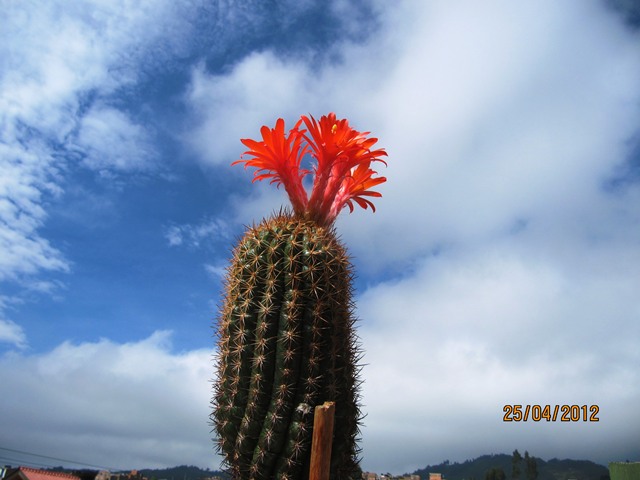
[{"left": 213, "top": 113, "right": 387, "bottom": 480}]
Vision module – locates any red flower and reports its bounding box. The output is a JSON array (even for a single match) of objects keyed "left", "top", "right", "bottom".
[
  {"left": 234, "top": 113, "right": 387, "bottom": 226},
  {"left": 232, "top": 118, "right": 310, "bottom": 215}
]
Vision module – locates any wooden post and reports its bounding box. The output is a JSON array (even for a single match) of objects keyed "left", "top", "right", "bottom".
[{"left": 309, "top": 401, "right": 336, "bottom": 480}]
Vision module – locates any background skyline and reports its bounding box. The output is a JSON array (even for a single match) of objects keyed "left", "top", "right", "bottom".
[{"left": 1, "top": 0, "right": 640, "bottom": 475}]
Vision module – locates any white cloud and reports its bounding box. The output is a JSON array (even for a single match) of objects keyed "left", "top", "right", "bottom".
[
  {"left": 357, "top": 236, "right": 640, "bottom": 472},
  {"left": 184, "top": 53, "right": 315, "bottom": 166},
  {"left": 0, "top": 296, "right": 26, "bottom": 349},
  {"left": 332, "top": 0, "right": 640, "bottom": 269},
  {"left": 0, "top": 143, "right": 68, "bottom": 281},
  {"left": 165, "top": 217, "right": 231, "bottom": 248},
  {"left": 0, "top": 318, "right": 27, "bottom": 349},
  {"left": 0, "top": 331, "right": 220, "bottom": 469},
  {"left": 204, "top": 264, "right": 227, "bottom": 280},
  {"left": 74, "top": 105, "right": 158, "bottom": 172},
  {"left": 184, "top": 1, "right": 640, "bottom": 267}
]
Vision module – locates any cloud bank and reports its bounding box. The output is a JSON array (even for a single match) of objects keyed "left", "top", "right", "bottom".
[
  {"left": 0, "top": 331, "right": 217, "bottom": 469},
  {"left": 181, "top": 0, "right": 640, "bottom": 472}
]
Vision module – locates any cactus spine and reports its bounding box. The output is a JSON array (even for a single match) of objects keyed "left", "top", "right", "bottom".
[{"left": 213, "top": 113, "right": 387, "bottom": 480}]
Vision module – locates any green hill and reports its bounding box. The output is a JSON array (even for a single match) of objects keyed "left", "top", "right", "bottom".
[
  {"left": 44, "top": 454, "right": 610, "bottom": 480},
  {"left": 138, "top": 465, "right": 228, "bottom": 480},
  {"left": 412, "top": 454, "right": 609, "bottom": 480}
]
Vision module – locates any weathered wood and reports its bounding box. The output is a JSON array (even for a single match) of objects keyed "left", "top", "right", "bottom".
[{"left": 309, "top": 401, "right": 336, "bottom": 480}]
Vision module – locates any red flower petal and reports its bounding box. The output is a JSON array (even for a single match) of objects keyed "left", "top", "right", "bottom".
[
  {"left": 233, "top": 118, "right": 309, "bottom": 215},
  {"left": 301, "top": 113, "right": 387, "bottom": 225}
]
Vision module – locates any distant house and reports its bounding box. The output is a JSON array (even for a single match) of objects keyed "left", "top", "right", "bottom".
[
  {"left": 3, "top": 467, "right": 81, "bottom": 480},
  {"left": 94, "top": 472, "right": 110, "bottom": 480},
  {"left": 429, "top": 474, "right": 443, "bottom": 480}
]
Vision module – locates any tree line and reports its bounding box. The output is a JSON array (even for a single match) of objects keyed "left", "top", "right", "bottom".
[{"left": 485, "top": 450, "right": 538, "bottom": 480}]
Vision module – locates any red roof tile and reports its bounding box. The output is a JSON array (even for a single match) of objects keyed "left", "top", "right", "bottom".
[{"left": 15, "top": 467, "right": 81, "bottom": 480}]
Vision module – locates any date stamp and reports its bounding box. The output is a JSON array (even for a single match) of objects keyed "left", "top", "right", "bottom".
[{"left": 503, "top": 404, "right": 599, "bottom": 422}]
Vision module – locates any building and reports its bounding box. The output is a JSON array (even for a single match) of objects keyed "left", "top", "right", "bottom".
[
  {"left": 609, "top": 461, "right": 640, "bottom": 480},
  {"left": 1, "top": 467, "right": 148, "bottom": 480},
  {"left": 2, "top": 467, "right": 80, "bottom": 480}
]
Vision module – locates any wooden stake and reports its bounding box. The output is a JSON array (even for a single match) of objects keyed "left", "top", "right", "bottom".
[{"left": 309, "top": 401, "right": 336, "bottom": 480}]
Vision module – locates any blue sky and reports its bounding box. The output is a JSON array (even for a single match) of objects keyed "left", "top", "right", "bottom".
[{"left": 1, "top": 0, "right": 640, "bottom": 475}]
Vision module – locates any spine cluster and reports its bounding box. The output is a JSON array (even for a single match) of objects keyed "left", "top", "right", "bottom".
[{"left": 213, "top": 213, "right": 362, "bottom": 480}]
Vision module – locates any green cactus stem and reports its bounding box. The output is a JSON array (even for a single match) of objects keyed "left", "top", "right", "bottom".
[{"left": 213, "top": 113, "right": 387, "bottom": 480}]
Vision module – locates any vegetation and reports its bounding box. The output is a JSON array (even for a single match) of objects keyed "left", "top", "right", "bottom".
[
  {"left": 512, "top": 450, "right": 522, "bottom": 480},
  {"left": 523, "top": 452, "right": 538, "bottom": 480},
  {"left": 413, "top": 454, "right": 609, "bottom": 480},
  {"left": 138, "top": 465, "right": 228, "bottom": 480},
  {"left": 42, "top": 452, "right": 612, "bottom": 480},
  {"left": 485, "top": 466, "right": 506, "bottom": 480}
]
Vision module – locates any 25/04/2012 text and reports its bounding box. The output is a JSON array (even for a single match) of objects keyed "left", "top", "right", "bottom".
[{"left": 503, "top": 404, "right": 599, "bottom": 422}]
